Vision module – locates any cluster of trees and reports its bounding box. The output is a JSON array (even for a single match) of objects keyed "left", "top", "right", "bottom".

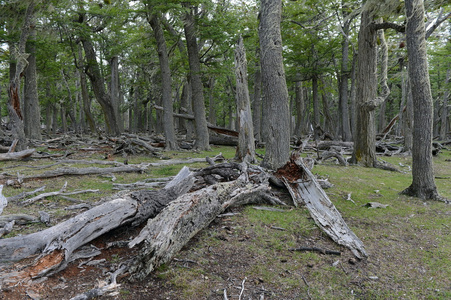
[{"left": 0, "top": 0, "right": 450, "bottom": 199}]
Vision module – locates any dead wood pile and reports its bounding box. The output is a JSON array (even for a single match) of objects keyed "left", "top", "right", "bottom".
[{"left": 0, "top": 153, "right": 367, "bottom": 296}]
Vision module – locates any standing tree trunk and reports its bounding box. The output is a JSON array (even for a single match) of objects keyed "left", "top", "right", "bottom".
[
  {"left": 440, "top": 68, "right": 450, "bottom": 140},
  {"left": 77, "top": 44, "right": 97, "bottom": 135},
  {"left": 183, "top": 4, "right": 210, "bottom": 150},
  {"left": 208, "top": 77, "right": 216, "bottom": 126},
  {"left": 180, "top": 81, "right": 195, "bottom": 140},
  {"left": 312, "top": 74, "right": 321, "bottom": 140},
  {"left": 81, "top": 36, "right": 121, "bottom": 136},
  {"left": 377, "top": 22, "right": 389, "bottom": 134},
  {"left": 351, "top": 9, "right": 392, "bottom": 167},
  {"left": 253, "top": 59, "right": 263, "bottom": 142},
  {"left": 8, "top": 0, "right": 36, "bottom": 150},
  {"left": 148, "top": 12, "right": 178, "bottom": 150},
  {"left": 234, "top": 36, "right": 256, "bottom": 163},
  {"left": 339, "top": 16, "right": 352, "bottom": 142},
  {"left": 294, "top": 80, "right": 304, "bottom": 137},
  {"left": 23, "top": 24, "right": 41, "bottom": 140},
  {"left": 352, "top": 9, "right": 379, "bottom": 166},
  {"left": 349, "top": 52, "right": 357, "bottom": 141},
  {"left": 110, "top": 56, "right": 123, "bottom": 133},
  {"left": 403, "top": 77, "right": 414, "bottom": 151},
  {"left": 401, "top": 0, "right": 441, "bottom": 201},
  {"left": 259, "top": 0, "right": 290, "bottom": 170},
  {"left": 252, "top": 59, "right": 262, "bottom": 141}
]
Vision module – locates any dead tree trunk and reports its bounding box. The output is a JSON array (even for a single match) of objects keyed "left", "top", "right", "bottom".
[
  {"left": 278, "top": 154, "right": 367, "bottom": 259},
  {"left": 128, "top": 167, "right": 282, "bottom": 280},
  {"left": 234, "top": 36, "right": 256, "bottom": 163},
  {"left": 0, "top": 156, "right": 367, "bottom": 286},
  {"left": 0, "top": 167, "right": 194, "bottom": 279}
]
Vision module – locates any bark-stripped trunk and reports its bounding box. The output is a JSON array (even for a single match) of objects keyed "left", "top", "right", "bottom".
[
  {"left": 259, "top": 0, "right": 290, "bottom": 170},
  {"left": 234, "top": 36, "right": 256, "bottom": 163},
  {"left": 401, "top": 0, "right": 441, "bottom": 200}
]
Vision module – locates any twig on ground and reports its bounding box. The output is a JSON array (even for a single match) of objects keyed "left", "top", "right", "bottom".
[
  {"left": 301, "top": 273, "right": 312, "bottom": 300},
  {"left": 289, "top": 247, "right": 341, "bottom": 256},
  {"left": 238, "top": 277, "right": 246, "bottom": 300}
]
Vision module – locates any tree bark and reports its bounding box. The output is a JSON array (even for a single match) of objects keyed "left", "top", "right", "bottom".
[
  {"left": 208, "top": 77, "right": 217, "bottom": 126},
  {"left": 77, "top": 44, "right": 97, "bottom": 135},
  {"left": 401, "top": 0, "right": 441, "bottom": 201},
  {"left": 259, "top": 0, "right": 290, "bottom": 170},
  {"left": 81, "top": 35, "right": 121, "bottom": 136},
  {"left": 351, "top": 10, "right": 389, "bottom": 167},
  {"left": 0, "top": 167, "right": 194, "bottom": 278},
  {"left": 312, "top": 75, "right": 320, "bottom": 140},
  {"left": 23, "top": 24, "right": 41, "bottom": 140},
  {"left": 7, "top": 0, "right": 36, "bottom": 150},
  {"left": 252, "top": 59, "right": 262, "bottom": 141},
  {"left": 439, "top": 68, "right": 450, "bottom": 140},
  {"left": 294, "top": 79, "right": 304, "bottom": 137},
  {"left": 183, "top": 4, "right": 210, "bottom": 150},
  {"left": 148, "top": 12, "right": 178, "bottom": 150},
  {"left": 234, "top": 36, "right": 256, "bottom": 163},
  {"left": 110, "top": 56, "right": 123, "bottom": 133},
  {"left": 339, "top": 16, "right": 352, "bottom": 142}
]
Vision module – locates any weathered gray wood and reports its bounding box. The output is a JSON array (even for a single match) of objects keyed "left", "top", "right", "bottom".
[
  {"left": 130, "top": 138, "right": 160, "bottom": 155},
  {"left": 0, "top": 185, "right": 6, "bottom": 215},
  {"left": 320, "top": 151, "right": 348, "bottom": 166},
  {"left": 0, "top": 167, "right": 194, "bottom": 278},
  {"left": 317, "top": 141, "right": 353, "bottom": 151},
  {"left": 20, "top": 164, "right": 149, "bottom": 182},
  {"left": 234, "top": 36, "right": 256, "bottom": 163},
  {"left": 0, "top": 148, "right": 35, "bottom": 161},
  {"left": 280, "top": 156, "right": 367, "bottom": 259},
  {"left": 127, "top": 172, "right": 283, "bottom": 281}
]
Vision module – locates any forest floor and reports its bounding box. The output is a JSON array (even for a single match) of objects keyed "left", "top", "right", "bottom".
[{"left": 0, "top": 141, "right": 450, "bottom": 300}]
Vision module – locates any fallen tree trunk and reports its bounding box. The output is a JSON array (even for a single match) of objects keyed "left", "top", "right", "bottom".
[
  {"left": 127, "top": 168, "right": 283, "bottom": 281},
  {"left": 0, "top": 155, "right": 367, "bottom": 290},
  {"left": 317, "top": 141, "right": 353, "bottom": 151},
  {"left": 278, "top": 154, "right": 367, "bottom": 259},
  {"left": 0, "top": 167, "right": 194, "bottom": 279},
  {"left": 0, "top": 148, "right": 35, "bottom": 161},
  {"left": 20, "top": 164, "right": 149, "bottom": 182},
  {"left": 153, "top": 104, "right": 239, "bottom": 137}
]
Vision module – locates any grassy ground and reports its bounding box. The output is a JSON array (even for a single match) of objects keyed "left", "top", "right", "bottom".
[{"left": 0, "top": 144, "right": 450, "bottom": 299}]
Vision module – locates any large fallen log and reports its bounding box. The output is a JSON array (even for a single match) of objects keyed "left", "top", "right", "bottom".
[
  {"left": 0, "top": 148, "right": 35, "bottom": 161},
  {"left": 127, "top": 167, "right": 283, "bottom": 281},
  {"left": 18, "top": 164, "right": 149, "bottom": 182},
  {"left": 153, "top": 104, "right": 239, "bottom": 137},
  {"left": 0, "top": 167, "right": 194, "bottom": 279},
  {"left": 0, "top": 155, "right": 367, "bottom": 291},
  {"left": 278, "top": 154, "right": 367, "bottom": 259}
]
